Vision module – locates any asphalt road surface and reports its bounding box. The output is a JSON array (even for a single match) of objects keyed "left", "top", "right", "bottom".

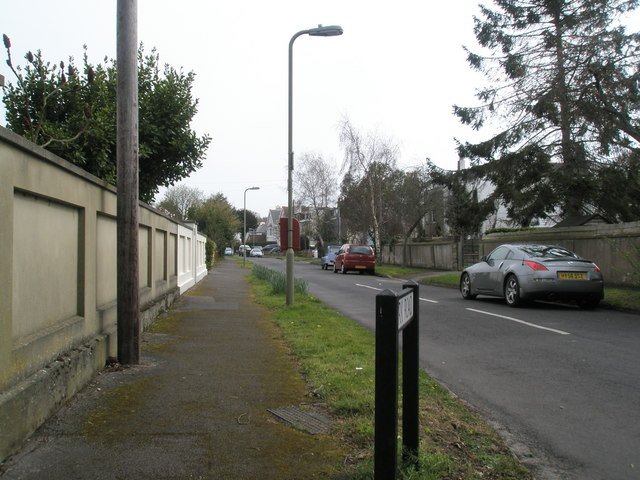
[{"left": 252, "top": 257, "right": 640, "bottom": 480}]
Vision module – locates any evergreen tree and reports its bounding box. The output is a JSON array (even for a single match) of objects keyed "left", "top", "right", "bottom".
[
  {"left": 190, "top": 193, "right": 240, "bottom": 255},
  {"left": 428, "top": 161, "right": 495, "bottom": 235},
  {"left": 2, "top": 35, "right": 211, "bottom": 203},
  {"left": 234, "top": 209, "right": 259, "bottom": 238},
  {"left": 454, "top": 0, "right": 640, "bottom": 222}
]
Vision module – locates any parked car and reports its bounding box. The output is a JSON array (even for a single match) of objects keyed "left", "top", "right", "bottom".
[
  {"left": 333, "top": 244, "right": 376, "bottom": 275},
  {"left": 224, "top": 247, "right": 233, "bottom": 256},
  {"left": 320, "top": 245, "right": 341, "bottom": 270},
  {"left": 238, "top": 245, "right": 251, "bottom": 256},
  {"left": 460, "top": 244, "right": 604, "bottom": 308},
  {"left": 250, "top": 246, "right": 264, "bottom": 257},
  {"left": 262, "top": 244, "right": 279, "bottom": 254}
]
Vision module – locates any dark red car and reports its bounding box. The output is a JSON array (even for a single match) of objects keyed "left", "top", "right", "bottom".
[{"left": 333, "top": 244, "right": 376, "bottom": 275}]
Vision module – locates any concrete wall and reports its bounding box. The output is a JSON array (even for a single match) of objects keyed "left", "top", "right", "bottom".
[{"left": 0, "top": 126, "right": 207, "bottom": 461}]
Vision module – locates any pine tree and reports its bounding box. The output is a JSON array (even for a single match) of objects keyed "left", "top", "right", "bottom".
[{"left": 454, "top": 0, "right": 640, "bottom": 222}]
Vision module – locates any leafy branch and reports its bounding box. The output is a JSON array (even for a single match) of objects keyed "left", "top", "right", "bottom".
[{"left": 3, "top": 33, "right": 94, "bottom": 147}]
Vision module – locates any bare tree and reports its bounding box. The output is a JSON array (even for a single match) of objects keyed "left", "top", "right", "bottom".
[
  {"left": 157, "top": 184, "right": 204, "bottom": 221},
  {"left": 339, "top": 118, "right": 399, "bottom": 256},
  {"left": 393, "top": 166, "right": 440, "bottom": 267},
  {"left": 294, "top": 152, "right": 337, "bottom": 210},
  {"left": 293, "top": 152, "right": 338, "bottom": 248}
]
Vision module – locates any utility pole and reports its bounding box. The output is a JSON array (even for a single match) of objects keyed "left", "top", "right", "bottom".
[{"left": 116, "top": 0, "right": 140, "bottom": 364}]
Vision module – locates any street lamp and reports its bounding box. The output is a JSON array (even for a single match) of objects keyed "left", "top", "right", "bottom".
[
  {"left": 244, "top": 186, "right": 259, "bottom": 267},
  {"left": 287, "top": 24, "right": 343, "bottom": 306}
]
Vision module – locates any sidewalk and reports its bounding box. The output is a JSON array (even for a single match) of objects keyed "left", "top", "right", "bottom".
[{"left": 0, "top": 260, "right": 346, "bottom": 479}]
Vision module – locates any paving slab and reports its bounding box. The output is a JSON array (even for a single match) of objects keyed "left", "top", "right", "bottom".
[{"left": 0, "top": 260, "right": 346, "bottom": 480}]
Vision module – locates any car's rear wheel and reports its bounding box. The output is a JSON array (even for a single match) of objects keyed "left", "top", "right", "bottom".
[
  {"left": 460, "top": 273, "right": 476, "bottom": 300},
  {"left": 333, "top": 263, "right": 338, "bottom": 273},
  {"left": 504, "top": 275, "right": 522, "bottom": 307}
]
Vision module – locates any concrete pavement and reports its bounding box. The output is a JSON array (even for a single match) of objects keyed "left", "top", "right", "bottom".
[{"left": 0, "top": 260, "right": 347, "bottom": 479}]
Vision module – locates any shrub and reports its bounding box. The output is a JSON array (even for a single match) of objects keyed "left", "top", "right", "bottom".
[
  {"left": 205, "top": 238, "right": 217, "bottom": 269},
  {"left": 251, "top": 264, "right": 308, "bottom": 295}
]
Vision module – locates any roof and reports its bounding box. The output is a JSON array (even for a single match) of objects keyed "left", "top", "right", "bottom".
[
  {"left": 266, "top": 209, "right": 283, "bottom": 226},
  {"left": 553, "top": 214, "right": 611, "bottom": 227}
]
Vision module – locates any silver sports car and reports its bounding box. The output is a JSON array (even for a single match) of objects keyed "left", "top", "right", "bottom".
[{"left": 460, "top": 244, "right": 604, "bottom": 308}]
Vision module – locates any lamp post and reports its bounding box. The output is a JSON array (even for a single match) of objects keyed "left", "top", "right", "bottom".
[
  {"left": 287, "top": 24, "right": 343, "bottom": 306},
  {"left": 244, "top": 186, "right": 259, "bottom": 267}
]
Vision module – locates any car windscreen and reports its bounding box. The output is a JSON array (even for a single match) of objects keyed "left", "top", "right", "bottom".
[{"left": 518, "top": 245, "right": 579, "bottom": 259}]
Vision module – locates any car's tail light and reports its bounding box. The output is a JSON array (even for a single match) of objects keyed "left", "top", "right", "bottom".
[
  {"left": 524, "top": 260, "right": 548, "bottom": 271},
  {"left": 593, "top": 264, "right": 601, "bottom": 273}
]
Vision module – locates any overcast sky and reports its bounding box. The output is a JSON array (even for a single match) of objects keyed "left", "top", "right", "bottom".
[{"left": 2, "top": 1, "right": 524, "bottom": 217}]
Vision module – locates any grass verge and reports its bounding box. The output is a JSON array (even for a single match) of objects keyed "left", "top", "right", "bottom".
[
  {"left": 376, "top": 266, "right": 435, "bottom": 278},
  {"left": 600, "top": 287, "right": 640, "bottom": 312},
  {"left": 248, "top": 265, "right": 531, "bottom": 480},
  {"left": 418, "top": 274, "right": 460, "bottom": 288}
]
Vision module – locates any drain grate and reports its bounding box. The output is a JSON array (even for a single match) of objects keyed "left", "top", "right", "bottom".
[{"left": 267, "top": 406, "right": 332, "bottom": 435}]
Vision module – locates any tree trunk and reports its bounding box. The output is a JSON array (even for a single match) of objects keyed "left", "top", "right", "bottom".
[
  {"left": 402, "top": 236, "right": 409, "bottom": 268},
  {"left": 552, "top": 6, "right": 582, "bottom": 217},
  {"left": 367, "top": 174, "right": 381, "bottom": 260}
]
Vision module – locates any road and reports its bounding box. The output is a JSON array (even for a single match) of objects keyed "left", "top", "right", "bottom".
[{"left": 252, "top": 257, "right": 640, "bottom": 480}]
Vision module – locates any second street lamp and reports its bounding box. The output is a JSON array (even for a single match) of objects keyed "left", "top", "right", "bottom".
[
  {"left": 287, "top": 24, "right": 343, "bottom": 306},
  {"left": 243, "top": 186, "right": 259, "bottom": 267}
]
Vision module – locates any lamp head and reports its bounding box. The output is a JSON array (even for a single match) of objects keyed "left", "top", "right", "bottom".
[{"left": 307, "top": 25, "right": 343, "bottom": 37}]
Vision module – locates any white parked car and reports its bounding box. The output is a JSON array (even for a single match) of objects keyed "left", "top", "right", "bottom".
[{"left": 250, "top": 246, "right": 263, "bottom": 257}]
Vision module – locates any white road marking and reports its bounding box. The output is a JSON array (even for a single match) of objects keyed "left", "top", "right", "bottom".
[
  {"left": 355, "top": 284, "right": 439, "bottom": 303},
  {"left": 466, "top": 308, "right": 571, "bottom": 335},
  {"left": 355, "top": 283, "right": 382, "bottom": 291},
  {"left": 420, "top": 298, "right": 439, "bottom": 304}
]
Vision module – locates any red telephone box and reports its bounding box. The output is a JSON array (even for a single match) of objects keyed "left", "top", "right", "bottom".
[{"left": 279, "top": 217, "right": 300, "bottom": 250}]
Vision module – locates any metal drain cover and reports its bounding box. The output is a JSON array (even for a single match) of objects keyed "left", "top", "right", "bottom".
[{"left": 267, "top": 406, "right": 332, "bottom": 435}]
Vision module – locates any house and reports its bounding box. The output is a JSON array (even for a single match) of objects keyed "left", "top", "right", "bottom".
[
  {"left": 553, "top": 214, "right": 611, "bottom": 227},
  {"left": 456, "top": 156, "right": 557, "bottom": 232},
  {"left": 265, "top": 208, "right": 283, "bottom": 244}
]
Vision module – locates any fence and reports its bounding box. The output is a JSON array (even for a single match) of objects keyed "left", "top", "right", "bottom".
[
  {"left": 380, "top": 240, "right": 458, "bottom": 270},
  {"left": 0, "top": 126, "right": 207, "bottom": 461}
]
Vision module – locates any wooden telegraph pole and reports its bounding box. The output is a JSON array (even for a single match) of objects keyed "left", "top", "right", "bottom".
[{"left": 116, "top": 0, "right": 140, "bottom": 364}]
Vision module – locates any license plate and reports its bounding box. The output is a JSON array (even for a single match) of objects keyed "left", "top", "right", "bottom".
[
  {"left": 558, "top": 272, "right": 587, "bottom": 280},
  {"left": 355, "top": 265, "right": 366, "bottom": 269}
]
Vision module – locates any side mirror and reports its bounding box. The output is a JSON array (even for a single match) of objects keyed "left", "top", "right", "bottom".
[{"left": 481, "top": 255, "right": 488, "bottom": 263}]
